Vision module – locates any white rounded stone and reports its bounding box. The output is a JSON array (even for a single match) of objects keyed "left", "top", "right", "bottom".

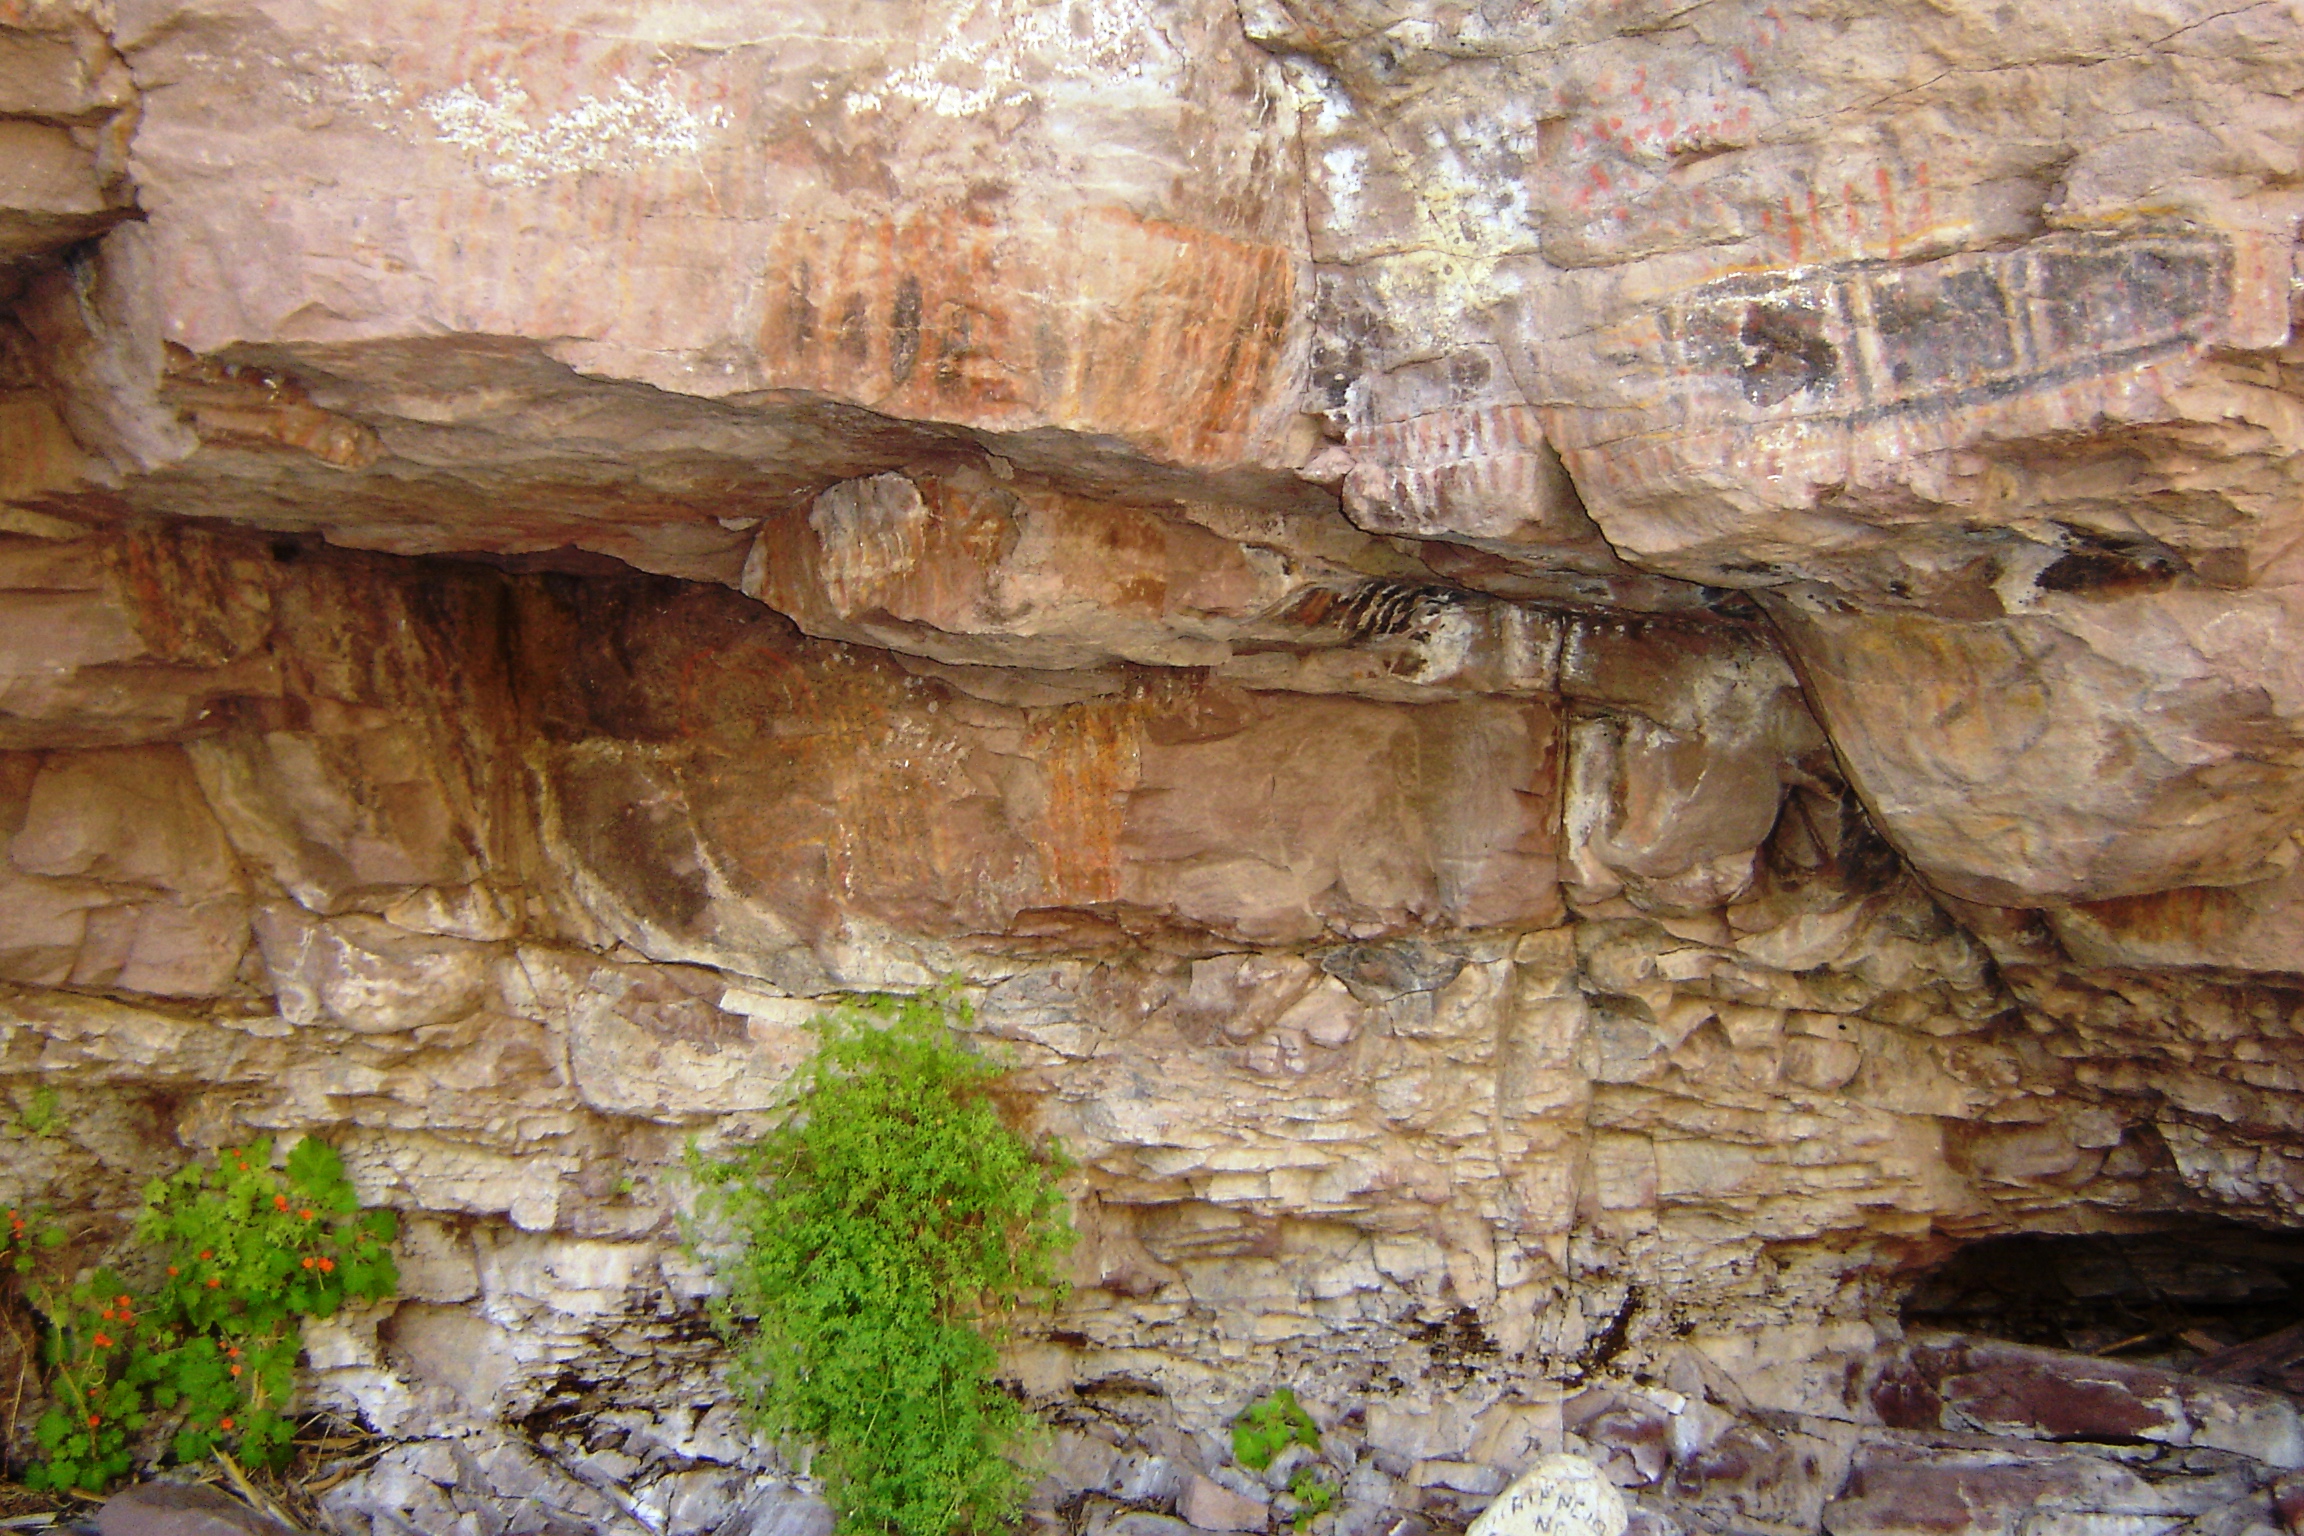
[{"left": 1465, "top": 1455, "right": 1629, "bottom": 1536}]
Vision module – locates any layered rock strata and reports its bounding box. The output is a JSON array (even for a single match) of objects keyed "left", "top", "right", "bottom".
[{"left": 5, "top": 2, "right": 2304, "bottom": 1535}]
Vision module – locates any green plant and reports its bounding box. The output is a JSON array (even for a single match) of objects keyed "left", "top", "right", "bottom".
[
  {"left": 10, "top": 1085, "right": 63, "bottom": 1138},
  {"left": 8, "top": 1136, "right": 397, "bottom": 1493},
  {"left": 695, "top": 991, "right": 1074, "bottom": 1536},
  {"left": 2, "top": 1204, "right": 68, "bottom": 1273},
  {"left": 1288, "top": 1467, "right": 1338, "bottom": 1530},
  {"left": 24, "top": 1266, "right": 145, "bottom": 1490},
  {"left": 1232, "top": 1387, "right": 1320, "bottom": 1472}
]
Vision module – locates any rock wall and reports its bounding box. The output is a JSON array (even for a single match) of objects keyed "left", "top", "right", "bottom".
[{"left": 7, "top": 4, "right": 2304, "bottom": 1536}]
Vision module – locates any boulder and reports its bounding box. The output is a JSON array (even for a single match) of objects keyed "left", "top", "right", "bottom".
[{"left": 1467, "top": 1456, "right": 1629, "bottom": 1536}]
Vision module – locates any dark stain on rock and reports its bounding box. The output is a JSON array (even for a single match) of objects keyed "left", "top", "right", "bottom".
[
  {"left": 2037, "top": 529, "right": 2185, "bottom": 596},
  {"left": 1569, "top": 1284, "right": 1642, "bottom": 1381},
  {"left": 890, "top": 274, "right": 923, "bottom": 385},
  {"left": 1738, "top": 300, "right": 1839, "bottom": 407},
  {"left": 839, "top": 292, "right": 872, "bottom": 362},
  {"left": 1869, "top": 1351, "right": 1946, "bottom": 1430},
  {"left": 786, "top": 258, "right": 817, "bottom": 354},
  {"left": 1412, "top": 1306, "right": 1500, "bottom": 1378},
  {"left": 1318, "top": 941, "right": 1466, "bottom": 1002},
  {"left": 1664, "top": 228, "right": 2230, "bottom": 425},
  {"left": 1872, "top": 260, "right": 2016, "bottom": 389},
  {"left": 1292, "top": 580, "right": 1461, "bottom": 643}
]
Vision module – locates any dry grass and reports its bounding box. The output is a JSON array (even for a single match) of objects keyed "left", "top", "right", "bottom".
[{"left": 0, "top": 1410, "right": 389, "bottom": 1534}]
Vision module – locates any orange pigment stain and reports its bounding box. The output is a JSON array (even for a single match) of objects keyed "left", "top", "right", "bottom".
[
  {"left": 756, "top": 206, "right": 1293, "bottom": 468},
  {"left": 1030, "top": 698, "right": 1142, "bottom": 905}
]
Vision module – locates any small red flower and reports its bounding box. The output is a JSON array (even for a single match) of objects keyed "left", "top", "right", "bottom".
[
  {"left": 299, "top": 1209, "right": 314, "bottom": 1220},
  {"left": 300, "top": 1257, "right": 314, "bottom": 1270},
  {"left": 115, "top": 1294, "right": 129, "bottom": 1307},
  {"left": 167, "top": 1265, "right": 180, "bottom": 1276},
  {"left": 226, "top": 1346, "right": 240, "bottom": 1358},
  {"left": 220, "top": 1416, "right": 234, "bottom": 1430},
  {"left": 319, "top": 1257, "right": 335, "bottom": 1273},
  {"left": 230, "top": 1364, "right": 241, "bottom": 1377},
  {"left": 206, "top": 1277, "right": 221, "bottom": 1288},
  {"left": 200, "top": 1249, "right": 213, "bottom": 1260},
  {"left": 274, "top": 1195, "right": 289, "bottom": 1212},
  {"left": 87, "top": 1413, "right": 100, "bottom": 1427},
  {"left": 101, "top": 1308, "right": 116, "bottom": 1321},
  {"left": 92, "top": 1332, "right": 113, "bottom": 1348}
]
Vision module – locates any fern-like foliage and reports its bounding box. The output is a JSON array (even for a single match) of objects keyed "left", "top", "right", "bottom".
[{"left": 696, "top": 992, "right": 1074, "bottom": 1536}]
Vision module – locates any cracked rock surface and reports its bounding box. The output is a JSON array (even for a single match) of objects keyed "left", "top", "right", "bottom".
[{"left": 8, "top": 3, "right": 2304, "bottom": 1535}]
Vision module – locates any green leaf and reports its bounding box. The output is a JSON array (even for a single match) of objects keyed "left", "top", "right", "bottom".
[
  {"left": 1233, "top": 1389, "right": 1320, "bottom": 1471},
  {"left": 696, "top": 991, "right": 1072, "bottom": 1536}
]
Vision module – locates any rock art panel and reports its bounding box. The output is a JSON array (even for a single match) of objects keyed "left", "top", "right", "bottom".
[
  {"left": 522, "top": 576, "right": 1566, "bottom": 959},
  {"left": 1274, "top": 0, "right": 2304, "bottom": 937},
  {"left": 15, "top": 3, "right": 2304, "bottom": 1531},
  {"left": 98, "top": 0, "right": 1307, "bottom": 486},
  {"left": 756, "top": 206, "right": 1298, "bottom": 467},
  {"left": 1553, "top": 227, "right": 2288, "bottom": 561}
]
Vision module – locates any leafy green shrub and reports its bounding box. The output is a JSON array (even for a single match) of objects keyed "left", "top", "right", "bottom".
[
  {"left": 1288, "top": 1467, "right": 1338, "bottom": 1530},
  {"left": 6, "top": 1136, "right": 397, "bottom": 1492},
  {"left": 695, "top": 992, "right": 1073, "bottom": 1536},
  {"left": 1232, "top": 1386, "right": 1320, "bottom": 1471}
]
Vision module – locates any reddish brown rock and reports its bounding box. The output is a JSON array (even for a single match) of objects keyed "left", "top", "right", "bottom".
[
  {"left": 0, "top": 0, "right": 1321, "bottom": 595},
  {"left": 1892, "top": 1339, "right": 2304, "bottom": 1468},
  {"left": 1823, "top": 1439, "right": 2222, "bottom": 1536},
  {"left": 528, "top": 576, "right": 1564, "bottom": 958},
  {"left": 1180, "top": 1473, "right": 1270, "bottom": 1533},
  {"left": 1772, "top": 595, "right": 2304, "bottom": 913},
  {"left": 0, "top": 1, "right": 136, "bottom": 261},
  {"left": 1565, "top": 1386, "right": 1674, "bottom": 1488},
  {"left": 1274, "top": 0, "right": 2304, "bottom": 951},
  {"left": 744, "top": 464, "right": 1298, "bottom": 672},
  {"left": 97, "top": 1481, "right": 297, "bottom": 1536}
]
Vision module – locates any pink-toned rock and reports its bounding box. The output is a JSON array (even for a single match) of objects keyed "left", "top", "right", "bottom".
[
  {"left": 11, "top": 744, "right": 245, "bottom": 896},
  {"left": 1823, "top": 1439, "right": 2218, "bottom": 1536},
  {"left": 0, "top": 0, "right": 1319, "bottom": 592},
  {"left": 1893, "top": 1338, "right": 2304, "bottom": 1468},
  {"left": 97, "top": 1480, "right": 296, "bottom": 1536},
  {"left": 1564, "top": 1387, "right": 1672, "bottom": 1488},
  {"left": 1180, "top": 1473, "right": 1269, "bottom": 1533},
  {"left": 527, "top": 577, "right": 1563, "bottom": 956},
  {"left": 746, "top": 464, "right": 1298, "bottom": 672},
  {"left": 254, "top": 908, "right": 492, "bottom": 1034},
  {"left": 0, "top": 2, "right": 137, "bottom": 261},
  {"left": 1773, "top": 596, "right": 2304, "bottom": 912},
  {"left": 1269, "top": 0, "right": 2304, "bottom": 956}
]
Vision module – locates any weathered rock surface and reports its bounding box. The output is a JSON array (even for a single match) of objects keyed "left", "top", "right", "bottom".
[
  {"left": 1881, "top": 1338, "right": 2304, "bottom": 1468},
  {"left": 0, "top": 1, "right": 136, "bottom": 263},
  {"left": 1268, "top": 0, "right": 2304, "bottom": 957},
  {"left": 8, "top": 2, "right": 2304, "bottom": 1534},
  {"left": 97, "top": 1481, "right": 299, "bottom": 1536}
]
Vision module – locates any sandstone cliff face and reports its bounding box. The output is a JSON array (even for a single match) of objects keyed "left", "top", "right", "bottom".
[{"left": 7, "top": 4, "right": 2304, "bottom": 1536}]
